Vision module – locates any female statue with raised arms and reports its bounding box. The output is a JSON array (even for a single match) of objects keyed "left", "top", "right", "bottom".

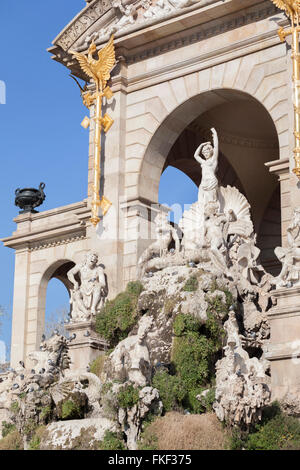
[{"left": 194, "top": 127, "right": 219, "bottom": 205}]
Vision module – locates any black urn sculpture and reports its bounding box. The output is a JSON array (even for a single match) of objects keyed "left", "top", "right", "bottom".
[{"left": 15, "top": 183, "right": 46, "bottom": 214}]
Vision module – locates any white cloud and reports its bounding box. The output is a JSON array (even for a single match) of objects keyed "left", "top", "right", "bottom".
[{"left": 0, "top": 81, "right": 6, "bottom": 104}]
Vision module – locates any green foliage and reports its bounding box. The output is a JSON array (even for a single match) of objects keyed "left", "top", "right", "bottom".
[
  {"left": 23, "top": 419, "right": 37, "bottom": 437},
  {"left": 117, "top": 384, "right": 140, "bottom": 409},
  {"left": 126, "top": 281, "right": 144, "bottom": 296},
  {"left": 209, "top": 280, "right": 234, "bottom": 310},
  {"left": 228, "top": 402, "right": 300, "bottom": 450},
  {"left": 138, "top": 427, "right": 159, "bottom": 450},
  {"left": 99, "top": 431, "right": 126, "bottom": 450},
  {"left": 172, "top": 333, "right": 214, "bottom": 389},
  {"left": 173, "top": 313, "right": 200, "bottom": 336},
  {"left": 1, "top": 421, "right": 16, "bottom": 438},
  {"left": 29, "top": 435, "right": 41, "bottom": 450},
  {"left": 186, "top": 387, "right": 216, "bottom": 414},
  {"left": 95, "top": 282, "right": 143, "bottom": 347},
  {"left": 10, "top": 401, "right": 19, "bottom": 414},
  {"left": 152, "top": 371, "right": 185, "bottom": 412},
  {"left": 205, "top": 313, "right": 225, "bottom": 350},
  {"left": 182, "top": 276, "right": 198, "bottom": 292},
  {"left": 90, "top": 355, "right": 107, "bottom": 378},
  {"left": 28, "top": 426, "right": 47, "bottom": 451},
  {"left": 61, "top": 400, "right": 82, "bottom": 420},
  {"left": 40, "top": 405, "right": 51, "bottom": 422},
  {"left": 152, "top": 311, "right": 224, "bottom": 415}
]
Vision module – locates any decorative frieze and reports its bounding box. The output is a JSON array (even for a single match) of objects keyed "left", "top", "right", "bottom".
[
  {"left": 29, "top": 234, "right": 86, "bottom": 252},
  {"left": 188, "top": 124, "right": 279, "bottom": 150},
  {"left": 126, "top": 2, "right": 279, "bottom": 64},
  {"left": 55, "top": 0, "right": 112, "bottom": 50}
]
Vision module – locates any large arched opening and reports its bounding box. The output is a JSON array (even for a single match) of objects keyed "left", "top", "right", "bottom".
[{"left": 143, "top": 89, "right": 281, "bottom": 274}]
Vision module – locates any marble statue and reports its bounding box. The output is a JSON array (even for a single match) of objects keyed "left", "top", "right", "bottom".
[
  {"left": 213, "top": 310, "right": 271, "bottom": 427},
  {"left": 274, "top": 208, "right": 300, "bottom": 287},
  {"left": 0, "top": 333, "right": 72, "bottom": 416},
  {"left": 68, "top": 252, "right": 107, "bottom": 321},
  {"left": 28, "top": 333, "right": 71, "bottom": 376},
  {"left": 138, "top": 213, "right": 180, "bottom": 275},
  {"left": 106, "top": 316, "right": 153, "bottom": 387},
  {"left": 111, "top": 0, "right": 137, "bottom": 33},
  {"left": 202, "top": 201, "right": 229, "bottom": 274},
  {"left": 194, "top": 127, "right": 219, "bottom": 206}
]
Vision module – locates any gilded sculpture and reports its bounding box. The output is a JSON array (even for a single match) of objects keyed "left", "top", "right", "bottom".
[{"left": 71, "top": 36, "right": 116, "bottom": 226}]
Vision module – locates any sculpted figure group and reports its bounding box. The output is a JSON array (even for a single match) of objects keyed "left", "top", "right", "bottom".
[
  {"left": 138, "top": 127, "right": 267, "bottom": 293},
  {"left": 82, "top": 0, "right": 204, "bottom": 45}
]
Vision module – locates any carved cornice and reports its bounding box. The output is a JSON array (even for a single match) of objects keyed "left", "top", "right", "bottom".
[
  {"left": 29, "top": 234, "right": 86, "bottom": 252},
  {"left": 53, "top": 0, "right": 219, "bottom": 52},
  {"left": 53, "top": 0, "right": 112, "bottom": 50}
]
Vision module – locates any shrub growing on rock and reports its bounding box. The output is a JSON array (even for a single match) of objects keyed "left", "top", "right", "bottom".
[
  {"left": 99, "top": 430, "right": 126, "bottom": 450},
  {"left": 57, "top": 392, "right": 88, "bottom": 421},
  {"left": 1, "top": 421, "right": 16, "bottom": 438},
  {"left": 95, "top": 282, "right": 143, "bottom": 347},
  {"left": 229, "top": 402, "right": 300, "bottom": 450},
  {"left": 117, "top": 384, "right": 140, "bottom": 409},
  {"left": 182, "top": 276, "right": 198, "bottom": 292},
  {"left": 152, "top": 370, "right": 185, "bottom": 412},
  {"left": 152, "top": 312, "right": 224, "bottom": 414}
]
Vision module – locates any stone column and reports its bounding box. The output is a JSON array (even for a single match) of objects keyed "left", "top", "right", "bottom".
[
  {"left": 265, "top": 157, "right": 291, "bottom": 246},
  {"left": 266, "top": 287, "right": 300, "bottom": 400},
  {"left": 10, "top": 246, "right": 30, "bottom": 368}
]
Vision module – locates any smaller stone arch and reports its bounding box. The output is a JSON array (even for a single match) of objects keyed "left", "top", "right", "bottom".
[{"left": 36, "top": 259, "right": 75, "bottom": 347}]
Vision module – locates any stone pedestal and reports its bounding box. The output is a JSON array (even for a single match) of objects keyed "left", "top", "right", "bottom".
[
  {"left": 65, "top": 321, "right": 108, "bottom": 372},
  {"left": 266, "top": 287, "right": 300, "bottom": 400}
]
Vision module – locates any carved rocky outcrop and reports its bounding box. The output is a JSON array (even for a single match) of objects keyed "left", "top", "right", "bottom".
[{"left": 213, "top": 311, "right": 271, "bottom": 428}]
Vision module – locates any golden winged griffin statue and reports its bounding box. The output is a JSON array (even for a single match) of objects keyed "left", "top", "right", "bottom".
[
  {"left": 71, "top": 36, "right": 116, "bottom": 226},
  {"left": 71, "top": 35, "right": 116, "bottom": 95},
  {"left": 270, "top": 0, "right": 300, "bottom": 24}
]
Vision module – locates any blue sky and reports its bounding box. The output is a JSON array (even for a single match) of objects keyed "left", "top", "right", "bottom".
[{"left": 0, "top": 1, "right": 198, "bottom": 361}]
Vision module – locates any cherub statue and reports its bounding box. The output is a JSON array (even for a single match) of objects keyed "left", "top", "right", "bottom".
[
  {"left": 274, "top": 208, "right": 300, "bottom": 287},
  {"left": 68, "top": 252, "right": 107, "bottom": 320},
  {"left": 194, "top": 127, "right": 219, "bottom": 206}
]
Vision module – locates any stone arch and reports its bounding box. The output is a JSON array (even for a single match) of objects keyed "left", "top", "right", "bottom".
[
  {"left": 125, "top": 45, "right": 288, "bottom": 203},
  {"left": 36, "top": 259, "right": 75, "bottom": 346},
  {"left": 136, "top": 88, "right": 281, "bottom": 204}
]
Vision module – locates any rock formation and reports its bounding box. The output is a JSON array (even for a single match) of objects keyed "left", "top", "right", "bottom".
[{"left": 213, "top": 310, "right": 271, "bottom": 428}]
